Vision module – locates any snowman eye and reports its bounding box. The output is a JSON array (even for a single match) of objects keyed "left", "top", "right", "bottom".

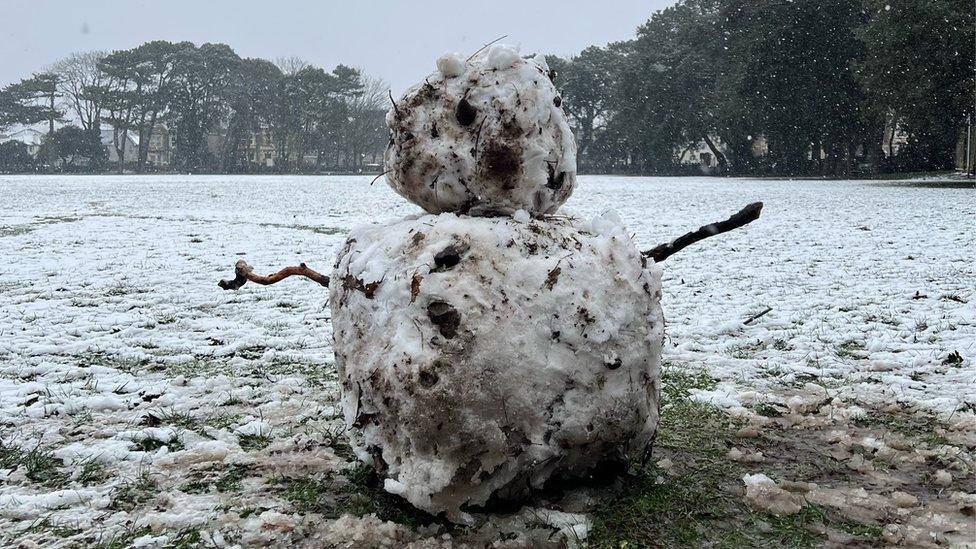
[
  {"left": 433, "top": 243, "right": 468, "bottom": 271},
  {"left": 455, "top": 98, "right": 477, "bottom": 126}
]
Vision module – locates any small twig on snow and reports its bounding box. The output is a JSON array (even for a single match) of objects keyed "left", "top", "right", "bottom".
[
  {"left": 744, "top": 307, "right": 773, "bottom": 325},
  {"left": 467, "top": 34, "right": 509, "bottom": 62},
  {"left": 643, "top": 202, "right": 764, "bottom": 263},
  {"left": 218, "top": 259, "right": 329, "bottom": 291}
]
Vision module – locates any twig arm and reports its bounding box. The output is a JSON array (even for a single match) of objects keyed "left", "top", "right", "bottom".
[
  {"left": 218, "top": 260, "right": 330, "bottom": 291},
  {"left": 643, "top": 202, "right": 764, "bottom": 263}
]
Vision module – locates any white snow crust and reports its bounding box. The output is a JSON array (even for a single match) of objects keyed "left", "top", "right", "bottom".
[
  {"left": 0, "top": 174, "right": 972, "bottom": 545},
  {"left": 330, "top": 212, "right": 663, "bottom": 516},
  {"left": 385, "top": 45, "right": 577, "bottom": 216}
]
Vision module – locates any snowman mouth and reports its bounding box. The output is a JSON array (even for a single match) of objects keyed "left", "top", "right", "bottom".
[{"left": 427, "top": 301, "right": 461, "bottom": 339}]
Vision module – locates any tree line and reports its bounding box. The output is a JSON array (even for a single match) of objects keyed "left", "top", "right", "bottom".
[
  {"left": 1, "top": 1, "right": 971, "bottom": 177},
  {"left": 546, "top": 0, "right": 974, "bottom": 176},
  {"left": 0, "top": 41, "right": 388, "bottom": 174}
]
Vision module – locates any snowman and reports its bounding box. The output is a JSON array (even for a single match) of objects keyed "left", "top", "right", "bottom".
[
  {"left": 220, "top": 44, "right": 761, "bottom": 521},
  {"left": 331, "top": 45, "right": 662, "bottom": 520}
]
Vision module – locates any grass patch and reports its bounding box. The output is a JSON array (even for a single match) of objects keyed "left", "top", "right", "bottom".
[
  {"left": 852, "top": 409, "right": 950, "bottom": 447},
  {"left": 321, "top": 425, "right": 357, "bottom": 461},
  {"left": 754, "top": 402, "right": 786, "bottom": 418},
  {"left": 726, "top": 340, "right": 766, "bottom": 359},
  {"left": 277, "top": 465, "right": 436, "bottom": 528},
  {"left": 215, "top": 464, "right": 250, "bottom": 493},
  {"left": 20, "top": 517, "right": 84, "bottom": 540},
  {"left": 156, "top": 409, "right": 201, "bottom": 431},
  {"left": 0, "top": 442, "right": 69, "bottom": 487},
  {"left": 0, "top": 216, "right": 82, "bottom": 238},
  {"left": 75, "top": 351, "right": 152, "bottom": 372},
  {"left": 234, "top": 345, "right": 269, "bottom": 360},
  {"left": 90, "top": 526, "right": 154, "bottom": 549},
  {"left": 109, "top": 470, "right": 159, "bottom": 511},
  {"left": 661, "top": 362, "right": 717, "bottom": 402},
  {"left": 586, "top": 398, "right": 752, "bottom": 547},
  {"left": 586, "top": 366, "right": 877, "bottom": 548},
  {"left": 835, "top": 339, "right": 866, "bottom": 359},
  {"left": 105, "top": 282, "right": 149, "bottom": 297},
  {"left": 133, "top": 435, "right": 184, "bottom": 453},
  {"left": 205, "top": 412, "right": 242, "bottom": 430},
  {"left": 257, "top": 222, "right": 346, "bottom": 235},
  {"left": 238, "top": 433, "right": 271, "bottom": 452},
  {"left": 179, "top": 464, "right": 251, "bottom": 495},
  {"left": 169, "top": 528, "right": 203, "bottom": 548},
  {"left": 75, "top": 456, "right": 109, "bottom": 485},
  {"left": 835, "top": 519, "right": 884, "bottom": 541}
]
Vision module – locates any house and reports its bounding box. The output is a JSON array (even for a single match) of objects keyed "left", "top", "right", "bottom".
[
  {"left": 147, "top": 123, "right": 173, "bottom": 167},
  {"left": 0, "top": 127, "right": 45, "bottom": 157},
  {"left": 247, "top": 128, "right": 277, "bottom": 167},
  {"left": 882, "top": 122, "right": 910, "bottom": 158},
  {"left": 677, "top": 140, "right": 722, "bottom": 173},
  {"left": 100, "top": 128, "right": 140, "bottom": 164},
  {"left": 676, "top": 135, "right": 767, "bottom": 173}
]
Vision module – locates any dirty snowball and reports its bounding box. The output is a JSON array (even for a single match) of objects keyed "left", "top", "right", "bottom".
[
  {"left": 330, "top": 212, "right": 662, "bottom": 517},
  {"left": 385, "top": 45, "right": 577, "bottom": 216}
]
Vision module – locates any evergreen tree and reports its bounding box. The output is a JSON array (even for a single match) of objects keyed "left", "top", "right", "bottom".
[{"left": 858, "top": 0, "right": 975, "bottom": 170}]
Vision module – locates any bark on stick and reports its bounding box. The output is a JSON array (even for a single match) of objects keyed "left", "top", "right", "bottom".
[
  {"left": 218, "top": 259, "right": 330, "bottom": 291},
  {"left": 644, "top": 202, "right": 764, "bottom": 263}
]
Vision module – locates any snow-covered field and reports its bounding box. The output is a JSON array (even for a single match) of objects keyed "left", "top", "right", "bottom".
[{"left": 1, "top": 175, "right": 973, "bottom": 547}]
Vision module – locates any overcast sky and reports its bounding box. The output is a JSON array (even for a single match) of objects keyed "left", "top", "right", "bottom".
[{"left": 1, "top": 0, "right": 676, "bottom": 93}]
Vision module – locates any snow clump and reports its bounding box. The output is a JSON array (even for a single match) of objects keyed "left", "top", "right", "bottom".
[
  {"left": 384, "top": 44, "right": 577, "bottom": 217},
  {"left": 329, "top": 212, "right": 662, "bottom": 517}
]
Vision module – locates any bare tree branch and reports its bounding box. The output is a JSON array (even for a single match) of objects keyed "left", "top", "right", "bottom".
[
  {"left": 218, "top": 259, "right": 330, "bottom": 291},
  {"left": 644, "top": 202, "right": 764, "bottom": 263}
]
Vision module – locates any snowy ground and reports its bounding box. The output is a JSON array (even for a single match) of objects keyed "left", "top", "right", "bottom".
[{"left": 0, "top": 175, "right": 973, "bottom": 547}]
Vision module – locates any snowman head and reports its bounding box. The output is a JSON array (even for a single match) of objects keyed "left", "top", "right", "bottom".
[{"left": 384, "top": 44, "right": 577, "bottom": 217}]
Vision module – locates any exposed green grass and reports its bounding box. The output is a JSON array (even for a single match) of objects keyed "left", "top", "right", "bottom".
[
  {"left": 0, "top": 442, "right": 69, "bottom": 487},
  {"left": 133, "top": 434, "right": 184, "bottom": 453},
  {"left": 320, "top": 425, "right": 357, "bottom": 460},
  {"left": 661, "top": 362, "right": 717, "bottom": 402},
  {"left": 0, "top": 216, "right": 82, "bottom": 238},
  {"left": 75, "top": 351, "right": 152, "bottom": 372},
  {"left": 754, "top": 402, "right": 786, "bottom": 418},
  {"left": 20, "top": 516, "right": 84, "bottom": 539},
  {"left": 238, "top": 433, "right": 271, "bottom": 452},
  {"left": 156, "top": 409, "right": 201, "bottom": 431},
  {"left": 257, "top": 222, "right": 346, "bottom": 235},
  {"left": 852, "top": 409, "right": 950, "bottom": 447},
  {"left": 835, "top": 339, "right": 866, "bottom": 359},
  {"left": 89, "top": 526, "right": 154, "bottom": 549},
  {"left": 584, "top": 361, "right": 883, "bottom": 548},
  {"left": 234, "top": 344, "right": 269, "bottom": 360},
  {"left": 265, "top": 356, "right": 337, "bottom": 387},
  {"left": 168, "top": 528, "right": 204, "bottom": 548},
  {"left": 586, "top": 398, "right": 753, "bottom": 547},
  {"left": 277, "top": 465, "right": 436, "bottom": 528},
  {"left": 205, "top": 412, "right": 242, "bottom": 430},
  {"left": 75, "top": 456, "right": 109, "bottom": 485},
  {"left": 179, "top": 464, "right": 251, "bottom": 495},
  {"left": 215, "top": 464, "right": 250, "bottom": 493},
  {"left": 109, "top": 470, "right": 159, "bottom": 511},
  {"left": 105, "top": 282, "right": 149, "bottom": 297}
]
